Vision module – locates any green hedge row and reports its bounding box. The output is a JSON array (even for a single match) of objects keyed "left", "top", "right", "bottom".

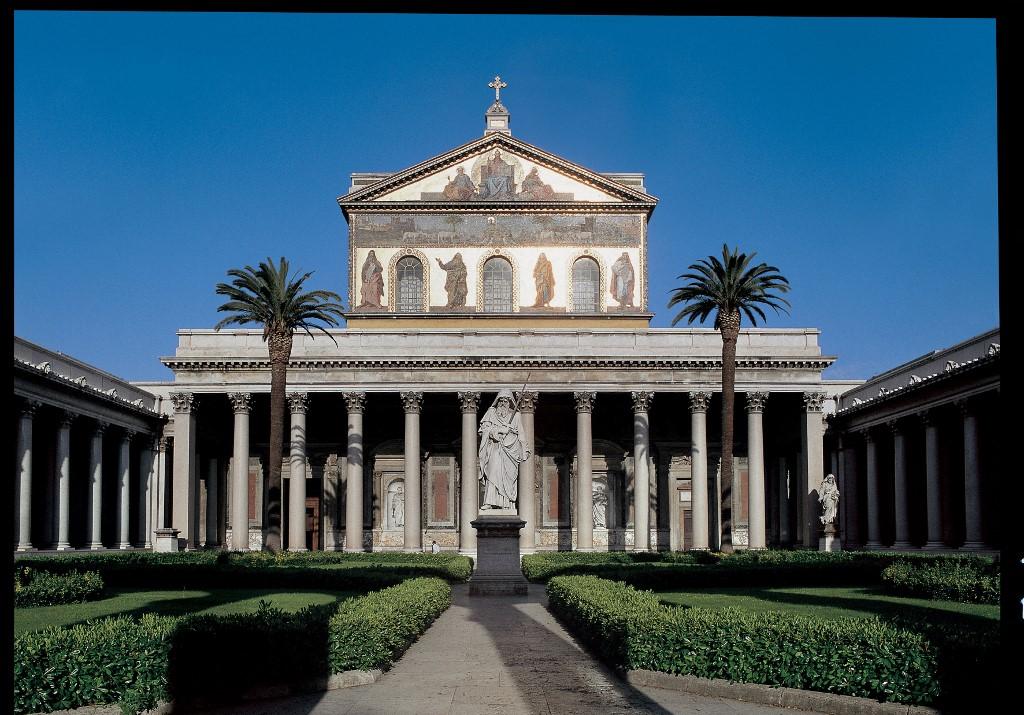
[
  {"left": 881, "top": 559, "right": 999, "bottom": 604},
  {"left": 547, "top": 575, "right": 942, "bottom": 706},
  {"left": 14, "top": 577, "right": 452, "bottom": 715},
  {"left": 16, "top": 550, "right": 473, "bottom": 590},
  {"left": 14, "top": 567, "right": 105, "bottom": 607}
]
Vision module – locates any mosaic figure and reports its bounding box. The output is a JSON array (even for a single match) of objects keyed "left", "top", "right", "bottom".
[
  {"left": 532, "top": 253, "right": 555, "bottom": 307},
  {"left": 519, "top": 166, "right": 555, "bottom": 200},
  {"left": 609, "top": 252, "right": 635, "bottom": 307},
  {"left": 436, "top": 253, "right": 468, "bottom": 308},
  {"left": 358, "top": 250, "right": 384, "bottom": 308},
  {"left": 443, "top": 167, "right": 476, "bottom": 201},
  {"left": 476, "top": 150, "right": 515, "bottom": 200}
]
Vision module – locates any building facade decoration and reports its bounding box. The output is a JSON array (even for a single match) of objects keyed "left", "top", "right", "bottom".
[
  {"left": 228, "top": 392, "right": 253, "bottom": 413},
  {"left": 746, "top": 391, "right": 768, "bottom": 413},
  {"left": 688, "top": 391, "right": 712, "bottom": 413},
  {"left": 358, "top": 250, "right": 385, "bottom": 309},
  {"left": 287, "top": 392, "right": 310, "bottom": 413}
]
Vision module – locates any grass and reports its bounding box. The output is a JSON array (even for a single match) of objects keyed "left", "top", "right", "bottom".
[
  {"left": 14, "top": 587, "right": 362, "bottom": 636},
  {"left": 656, "top": 585, "right": 998, "bottom": 626}
]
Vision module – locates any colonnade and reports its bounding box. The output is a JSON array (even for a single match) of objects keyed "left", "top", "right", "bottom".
[{"left": 14, "top": 398, "right": 164, "bottom": 551}]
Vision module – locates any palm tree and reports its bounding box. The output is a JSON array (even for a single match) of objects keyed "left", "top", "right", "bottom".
[
  {"left": 215, "top": 257, "right": 345, "bottom": 553},
  {"left": 668, "top": 245, "right": 790, "bottom": 552}
]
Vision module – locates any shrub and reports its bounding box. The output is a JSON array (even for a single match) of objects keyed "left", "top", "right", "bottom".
[
  {"left": 547, "top": 575, "right": 944, "bottom": 706},
  {"left": 14, "top": 567, "right": 104, "bottom": 607},
  {"left": 881, "top": 560, "right": 999, "bottom": 604},
  {"left": 330, "top": 577, "right": 451, "bottom": 672}
]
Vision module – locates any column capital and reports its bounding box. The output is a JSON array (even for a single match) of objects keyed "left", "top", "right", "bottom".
[
  {"left": 287, "top": 392, "right": 310, "bottom": 414},
  {"left": 169, "top": 391, "right": 196, "bottom": 414},
  {"left": 94, "top": 420, "right": 109, "bottom": 435},
  {"left": 688, "top": 391, "right": 711, "bottom": 413},
  {"left": 631, "top": 391, "right": 654, "bottom": 413},
  {"left": 573, "top": 391, "right": 597, "bottom": 413},
  {"left": 58, "top": 409, "right": 78, "bottom": 427},
  {"left": 19, "top": 399, "right": 43, "bottom": 417},
  {"left": 745, "top": 391, "right": 768, "bottom": 413},
  {"left": 887, "top": 419, "right": 901, "bottom": 435},
  {"left": 802, "top": 391, "right": 827, "bottom": 412},
  {"left": 859, "top": 427, "right": 873, "bottom": 443},
  {"left": 121, "top": 428, "right": 136, "bottom": 443},
  {"left": 457, "top": 391, "right": 482, "bottom": 413},
  {"left": 954, "top": 398, "right": 973, "bottom": 417},
  {"left": 918, "top": 409, "right": 933, "bottom": 427},
  {"left": 344, "top": 391, "right": 367, "bottom": 414},
  {"left": 228, "top": 392, "right": 253, "bottom": 414},
  {"left": 515, "top": 390, "right": 539, "bottom": 413},
  {"left": 400, "top": 391, "right": 424, "bottom": 414}
]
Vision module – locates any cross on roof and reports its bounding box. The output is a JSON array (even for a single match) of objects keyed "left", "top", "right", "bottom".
[{"left": 488, "top": 75, "right": 507, "bottom": 102}]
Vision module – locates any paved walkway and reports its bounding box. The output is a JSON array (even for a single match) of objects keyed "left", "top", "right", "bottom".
[{"left": 202, "top": 584, "right": 823, "bottom": 715}]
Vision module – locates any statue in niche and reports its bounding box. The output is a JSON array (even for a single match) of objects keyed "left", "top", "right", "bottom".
[
  {"left": 478, "top": 390, "right": 529, "bottom": 509},
  {"left": 358, "top": 250, "right": 384, "bottom": 309},
  {"left": 389, "top": 482, "right": 405, "bottom": 528},
  {"left": 443, "top": 167, "right": 476, "bottom": 201},
  {"left": 532, "top": 252, "right": 555, "bottom": 307},
  {"left": 436, "top": 253, "right": 468, "bottom": 308},
  {"left": 519, "top": 166, "right": 555, "bottom": 200},
  {"left": 818, "top": 473, "right": 839, "bottom": 527},
  {"left": 609, "top": 251, "right": 635, "bottom": 307},
  {"left": 593, "top": 481, "right": 608, "bottom": 529},
  {"left": 475, "top": 149, "right": 515, "bottom": 200}
]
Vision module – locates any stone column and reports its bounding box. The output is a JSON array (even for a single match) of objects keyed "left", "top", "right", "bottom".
[
  {"left": 517, "top": 391, "right": 539, "bottom": 553},
  {"left": 688, "top": 391, "right": 711, "bottom": 551},
  {"left": 229, "top": 393, "right": 252, "bottom": 551},
  {"left": 155, "top": 437, "right": 169, "bottom": 531},
  {"left": 55, "top": 411, "right": 76, "bottom": 551},
  {"left": 574, "top": 391, "right": 596, "bottom": 552},
  {"left": 87, "top": 421, "right": 107, "bottom": 549},
  {"left": 745, "top": 392, "right": 768, "bottom": 550},
  {"left": 16, "top": 401, "right": 41, "bottom": 551},
  {"left": 401, "top": 391, "right": 424, "bottom": 552},
  {"left": 842, "top": 444, "right": 859, "bottom": 547},
  {"left": 287, "top": 393, "right": 309, "bottom": 551},
  {"left": 863, "top": 429, "right": 882, "bottom": 549},
  {"left": 344, "top": 392, "right": 367, "bottom": 553},
  {"left": 140, "top": 437, "right": 155, "bottom": 549},
  {"left": 921, "top": 411, "right": 943, "bottom": 549},
  {"left": 458, "top": 391, "right": 481, "bottom": 554},
  {"left": 958, "top": 400, "right": 985, "bottom": 549},
  {"left": 631, "top": 391, "right": 654, "bottom": 551},
  {"left": 800, "top": 392, "right": 827, "bottom": 547},
  {"left": 777, "top": 456, "right": 790, "bottom": 545},
  {"left": 170, "top": 392, "right": 199, "bottom": 548},
  {"left": 205, "top": 457, "right": 219, "bottom": 548},
  {"left": 117, "top": 430, "right": 133, "bottom": 549},
  {"left": 890, "top": 421, "right": 912, "bottom": 549}
]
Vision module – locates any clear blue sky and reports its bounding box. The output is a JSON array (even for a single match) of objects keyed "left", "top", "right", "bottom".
[{"left": 14, "top": 13, "right": 998, "bottom": 382}]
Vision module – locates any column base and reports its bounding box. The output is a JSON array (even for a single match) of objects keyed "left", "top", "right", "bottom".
[
  {"left": 863, "top": 541, "right": 884, "bottom": 550},
  {"left": 921, "top": 541, "right": 945, "bottom": 550},
  {"left": 458, "top": 548, "right": 478, "bottom": 558},
  {"left": 961, "top": 540, "right": 988, "bottom": 550},
  {"left": 288, "top": 547, "right": 308, "bottom": 552},
  {"left": 88, "top": 542, "right": 104, "bottom": 550},
  {"left": 56, "top": 543, "right": 73, "bottom": 551},
  {"left": 144, "top": 541, "right": 153, "bottom": 549},
  {"left": 746, "top": 545, "right": 769, "bottom": 551},
  {"left": 687, "top": 546, "right": 710, "bottom": 552},
  {"left": 575, "top": 546, "right": 595, "bottom": 552},
  {"left": 891, "top": 540, "right": 915, "bottom": 550},
  {"left": 118, "top": 542, "right": 131, "bottom": 550},
  {"left": 16, "top": 545, "right": 37, "bottom": 552}
]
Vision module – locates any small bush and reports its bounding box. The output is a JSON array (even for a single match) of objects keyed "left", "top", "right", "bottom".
[
  {"left": 14, "top": 567, "right": 104, "bottom": 607},
  {"left": 547, "top": 575, "right": 944, "bottom": 706},
  {"left": 881, "top": 560, "right": 999, "bottom": 604}
]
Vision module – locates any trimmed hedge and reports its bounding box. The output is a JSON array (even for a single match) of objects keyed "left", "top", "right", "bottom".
[
  {"left": 14, "top": 577, "right": 452, "bottom": 714},
  {"left": 548, "top": 575, "right": 949, "bottom": 706},
  {"left": 15, "top": 550, "right": 473, "bottom": 590},
  {"left": 881, "top": 559, "right": 999, "bottom": 604},
  {"left": 14, "top": 567, "right": 105, "bottom": 607}
]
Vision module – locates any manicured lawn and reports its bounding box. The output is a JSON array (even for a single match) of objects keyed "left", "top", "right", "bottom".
[
  {"left": 14, "top": 587, "right": 362, "bottom": 635},
  {"left": 656, "top": 585, "right": 998, "bottom": 626}
]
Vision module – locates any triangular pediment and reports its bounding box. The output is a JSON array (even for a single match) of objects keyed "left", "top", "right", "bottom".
[{"left": 338, "top": 134, "right": 657, "bottom": 209}]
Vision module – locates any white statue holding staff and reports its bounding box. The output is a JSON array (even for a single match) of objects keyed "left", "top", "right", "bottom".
[
  {"left": 478, "top": 389, "right": 530, "bottom": 510},
  {"left": 819, "top": 473, "right": 840, "bottom": 526}
]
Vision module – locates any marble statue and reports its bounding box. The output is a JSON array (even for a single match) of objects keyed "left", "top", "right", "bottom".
[
  {"left": 478, "top": 390, "right": 528, "bottom": 509},
  {"left": 358, "top": 250, "right": 384, "bottom": 308},
  {"left": 609, "top": 252, "right": 635, "bottom": 307},
  {"left": 818, "top": 473, "right": 839, "bottom": 526},
  {"left": 593, "top": 481, "right": 608, "bottom": 528},
  {"left": 532, "top": 252, "right": 555, "bottom": 307},
  {"left": 436, "top": 253, "right": 468, "bottom": 308},
  {"left": 390, "top": 483, "right": 405, "bottom": 528}
]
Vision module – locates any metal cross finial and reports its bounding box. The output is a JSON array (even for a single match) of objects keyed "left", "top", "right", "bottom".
[{"left": 488, "top": 75, "right": 507, "bottom": 102}]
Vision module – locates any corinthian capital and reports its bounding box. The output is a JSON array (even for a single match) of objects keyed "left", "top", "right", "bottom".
[
  {"left": 688, "top": 391, "right": 711, "bottom": 413},
  {"left": 19, "top": 399, "right": 42, "bottom": 417},
  {"left": 745, "top": 391, "right": 768, "bottom": 413},
  {"left": 344, "top": 392, "right": 367, "bottom": 414},
  {"left": 400, "top": 391, "right": 424, "bottom": 413},
  {"left": 515, "top": 391, "right": 539, "bottom": 413},
  {"left": 228, "top": 393, "right": 253, "bottom": 414},
  {"left": 573, "top": 391, "right": 596, "bottom": 413},
  {"left": 169, "top": 392, "right": 196, "bottom": 413},
  {"left": 457, "top": 391, "right": 481, "bottom": 413},
  {"left": 803, "top": 391, "right": 827, "bottom": 413},
  {"left": 287, "top": 392, "right": 310, "bottom": 414},
  {"left": 631, "top": 391, "right": 654, "bottom": 413}
]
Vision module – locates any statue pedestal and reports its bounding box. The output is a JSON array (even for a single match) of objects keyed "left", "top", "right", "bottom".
[
  {"left": 818, "top": 523, "right": 842, "bottom": 552},
  {"left": 469, "top": 512, "right": 528, "bottom": 596}
]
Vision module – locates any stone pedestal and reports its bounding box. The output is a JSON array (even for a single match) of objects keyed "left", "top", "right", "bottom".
[
  {"left": 469, "top": 512, "right": 528, "bottom": 596},
  {"left": 818, "top": 523, "right": 842, "bottom": 552},
  {"left": 154, "top": 527, "right": 181, "bottom": 553}
]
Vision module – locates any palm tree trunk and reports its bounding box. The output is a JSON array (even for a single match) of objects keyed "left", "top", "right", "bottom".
[
  {"left": 265, "top": 331, "right": 293, "bottom": 553},
  {"left": 719, "top": 312, "right": 740, "bottom": 553}
]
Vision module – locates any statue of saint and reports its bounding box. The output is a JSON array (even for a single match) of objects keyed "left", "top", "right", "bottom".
[
  {"left": 593, "top": 481, "right": 608, "bottom": 529},
  {"left": 443, "top": 167, "right": 476, "bottom": 201},
  {"left": 390, "top": 482, "right": 405, "bottom": 528},
  {"left": 532, "top": 253, "right": 555, "bottom": 307},
  {"left": 478, "top": 390, "right": 529, "bottom": 509},
  {"left": 818, "top": 473, "right": 839, "bottom": 526},
  {"left": 436, "top": 253, "right": 468, "bottom": 308},
  {"left": 358, "top": 250, "right": 384, "bottom": 309},
  {"left": 519, "top": 167, "right": 555, "bottom": 200},
  {"left": 609, "top": 252, "right": 635, "bottom": 307}
]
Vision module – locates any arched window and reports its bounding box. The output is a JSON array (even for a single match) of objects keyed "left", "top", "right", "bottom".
[
  {"left": 482, "top": 257, "right": 513, "bottom": 312},
  {"left": 396, "top": 257, "right": 423, "bottom": 312},
  {"left": 572, "top": 257, "right": 600, "bottom": 312}
]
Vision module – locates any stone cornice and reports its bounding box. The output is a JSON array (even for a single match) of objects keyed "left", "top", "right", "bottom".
[
  {"left": 341, "top": 202, "right": 655, "bottom": 213},
  {"left": 14, "top": 358, "right": 163, "bottom": 418}
]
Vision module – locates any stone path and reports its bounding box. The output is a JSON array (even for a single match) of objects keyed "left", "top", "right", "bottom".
[{"left": 201, "top": 584, "right": 823, "bottom": 715}]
